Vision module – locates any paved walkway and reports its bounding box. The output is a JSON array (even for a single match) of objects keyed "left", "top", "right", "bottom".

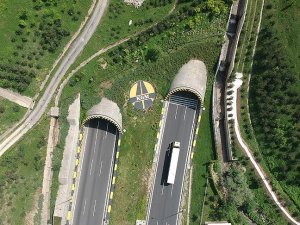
[
  {"left": 0, "top": 87, "right": 33, "bottom": 108},
  {"left": 230, "top": 74, "right": 300, "bottom": 225}
]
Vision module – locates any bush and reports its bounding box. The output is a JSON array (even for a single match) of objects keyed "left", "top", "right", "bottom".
[{"left": 145, "top": 48, "right": 160, "bottom": 62}]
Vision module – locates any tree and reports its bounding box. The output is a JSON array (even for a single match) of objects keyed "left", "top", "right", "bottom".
[
  {"left": 145, "top": 48, "right": 160, "bottom": 62},
  {"left": 0, "top": 105, "right": 5, "bottom": 114}
]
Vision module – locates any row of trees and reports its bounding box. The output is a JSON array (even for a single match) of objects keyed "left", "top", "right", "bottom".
[
  {"left": 0, "top": 0, "right": 82, "bottom": 93},
  {"left": 104, "top": 0, "right": 232, "bottom": 67},
  {"left": 249, "top": 2, "right": 300, "bottom": 187}
]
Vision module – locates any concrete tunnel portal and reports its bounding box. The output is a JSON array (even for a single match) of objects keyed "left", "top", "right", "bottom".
[
  {"left": 73, "top": 97, "right": 122, "bottom": 225},
  {"left": 166, "top": 59, "right": 208, "bottom": 108}
]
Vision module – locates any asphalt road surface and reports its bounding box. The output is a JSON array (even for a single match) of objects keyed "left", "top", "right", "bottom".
[
  {"left": 73, "top": 119, "right": 118, "bottom": 225},
  {"left": 148, "top": 93, "right": 199, "bottom": 225},
  {"left": 0, "top": 0, "right": 108, "bottom": 156}
]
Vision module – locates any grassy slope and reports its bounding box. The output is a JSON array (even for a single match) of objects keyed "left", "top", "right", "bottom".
[
  {"left": 58, "top": 40, "right": 220, "bottom": 224},
  {"left": 73, "top": 0, "right": 175, "bottom": 66},
  {"left": 189, "top": 81, "right": 215, "bottom": 224},
  {"left": 0, "top": 98, "right": 27, "bottom": 135},
  {"left": 230, "top": 0, "right": 299, "bottom": 222},
  {"left": 0, "top": 116, "right": 49, "bottom": 225},
  {"left": 55, "top": 1, "right": 227, "bottom": 224},
  {"left": 249, "top": 0, "right": 300, "bottom": 210},
  {"left": 0, "top": 0, "right": 92, "bottom": 96}
]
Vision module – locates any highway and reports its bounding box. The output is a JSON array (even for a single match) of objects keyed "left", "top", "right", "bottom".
[
  {"left": 0, "top": 0, "right": 108, "bottom": 156},
  {"left": 73, "top": 119, "right": 118, "bottom": 225},
  {"left": 148, "top": 93, "right": 199, "bottom": 225}
]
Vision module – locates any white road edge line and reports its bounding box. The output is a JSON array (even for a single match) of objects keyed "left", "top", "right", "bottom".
[{"left": 92, "top": 200, "right": 97, "bottom": 217}]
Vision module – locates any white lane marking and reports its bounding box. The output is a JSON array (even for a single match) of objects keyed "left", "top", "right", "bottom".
[
  {"left": 171, "top": 185, "right": 174, "bottom": 197},
  {"left": 89, "top": 158, "right": 94, "bottom": 175},
  {"left": 99, "top": 161, "right": 103, "bottom": 176},
  {"left": 174, "top": 105, "right": 178, "bottom": 119},
  {"left": 92, "top": 200, "right": 97, "bottom": 217},
  {"left": 82, "top": 199, "right": 87, "bottom": 215},
  {"left": 90, "top": 121, "right": 101, "bottom": 175},
  {"left": 104, "top": 123, "right": 109, "bottom": 139},
  {"left": 93, "top": 121, "right": 100, "bottom": 153},
  {"left": 161, "top": 184, "right": 165, "bottom": 195},
  {"left": 183, "top": 106, "right": 187, "bottom": 120}
]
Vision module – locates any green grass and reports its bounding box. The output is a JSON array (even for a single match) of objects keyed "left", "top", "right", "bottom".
[
  {"left": 189, "top": 83, "right": 216, "bottom": 225},
  {"left": 54, "top": 1, "right": 229, "bottom": 224},
  {"left": 71, "top": 0, "right": 175, "bottom": 69},
  {"left": 0, "top": 116, "right": 49, "bottom": 225},
  {"left": 0, "top": 98, "right": 27, "bottom": 135},
  {"left": 58, "top": 40, "right": 221, "bottom": 224},
  {"left": 0, "top": 0, "right": 229, "bottom": 223},
  {"left": 232, "top": 0, "right": 300, "bottom": 218},
  {"left": 0, "top": 0, "right": 92, "bottom": 96}
]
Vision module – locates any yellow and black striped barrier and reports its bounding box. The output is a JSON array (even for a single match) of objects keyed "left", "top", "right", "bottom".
[
  {"left": 66, "top": 130, "right": 84, "bottom": 224},
  {"left": 190, "top": 109, "right": 203, "bottom": 160}
]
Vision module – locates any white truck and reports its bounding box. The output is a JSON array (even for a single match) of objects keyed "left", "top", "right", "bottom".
[{"left": 167, "top": 141, "right": 180, "bottom": 184}]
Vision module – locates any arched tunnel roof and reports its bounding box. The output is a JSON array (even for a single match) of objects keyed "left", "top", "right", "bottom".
[
  {"left": 83, "top": 97, "right": 122, "bottom": 132},
  {"left": 166, "top": 60, "right": 207, "bottom": 103}
]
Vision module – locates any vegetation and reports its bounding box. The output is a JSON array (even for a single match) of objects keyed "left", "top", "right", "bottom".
[
  {"left": 228, "top": 0, "right": 300, "bottom": 221},
  {"left": 190, "top": 85, "right": 216, "bottom": 224},
  {"left": 52, "top": 0, "right": 230, "bottom": 224},
  {"left": 59, "top": 40, "right": 221, "bottom": 224},
  {"left": 71, "top": 0, "right": 175, "bottom": 68},
  {"left": 0, "top": 0, "right": 92, "bottom": 96},
  {"left": 0, "top": 116, "right": 49, "bottom": 225},
  {"left": 202, "top": 160, "right": 289, "bottom": 225},
  {"left": 0, "top": 98, "right": 27, "bottom": 135},
  {"left": 249, "top": 0, "right": 300, "bottom": 210}
]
